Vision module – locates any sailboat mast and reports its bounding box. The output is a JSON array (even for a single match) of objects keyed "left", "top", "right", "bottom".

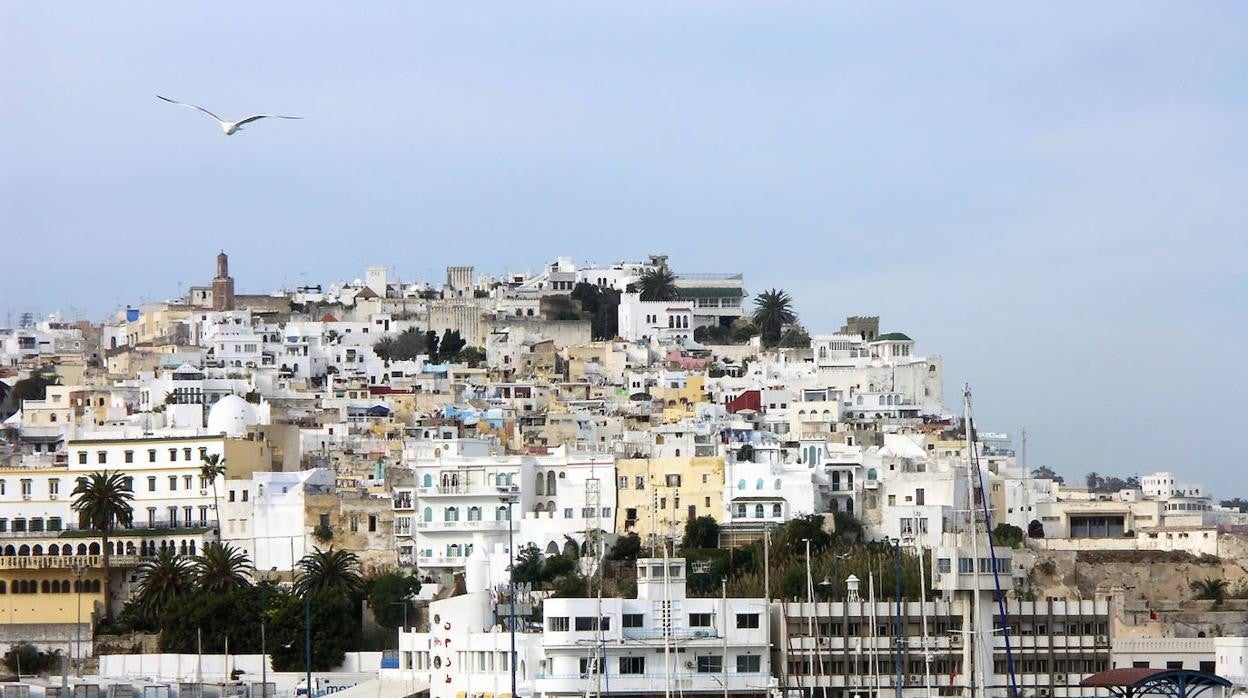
[{"left": 963, "top": 387, "right": 985, "bottom": 698}]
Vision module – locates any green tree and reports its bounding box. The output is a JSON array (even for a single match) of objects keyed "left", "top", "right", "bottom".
[
  {"left": 607, "top": 534, "right": 642, "bottom": 561},
  {"left": 637, "top": 266, "right": 680, "bottom": 302},
  {"left": 542, "top": 554, "right": 576, "bottom": 583},
  {"left": 752, "top": 289, "right": 797, "bottom": 346},
  {"left": 682, "top": 516, "right": 720, "bottom": 550},
  {"left": 159, "top": 585, "right": 266, "bottom": 654},
  {"left": 296, "top": 547, "right": 363, "bottom": 598},
  {"left": 365, "top": 571, "right": 422, "bottom": 630},
  {"left": 451, "top": 346, "right": 486, "bottom": 367},
  {"left": 782, "top": 515, "right": 832, "bottom": 555},
  {"left": 71, "top": 471, "right": 134, "bottom": 621},
  {"left": 134, "top": 548, "right": 194, "bottom": 622},
  {"left": 1190, "top": 577, "right": 1230, "bottom": 604},
  {"left": 199, "top": 453, "right": 227, "bottom": 530},
  {"left": 424, "top": 331, "right": 440, "bottom": 361},
  {"left": 373, "top": 328, "right": 427, "bottom": 363},
  {"left": 194, "top": 542, "right": 254, "bottom": 592},
  {"left": 512, "top": 545, "right": 545, "bottom": 587},
  {"left": 1031, "top": 465, "right": 1065, "bottom": 485},
  {"left": 9, "top": 371, "right": 60, "bottom": 405},
  {"left": 269, "top": 589, "right": 359, "bottom": 671},
  {"left": 1221, "top": 498, "right": 1248, "bottom": 513},
  {"left": 992, "top": 523, "right": 1025, "bottom": 549},
  {"left": 439, "top": 329, "right": 467, "bottom": 359},
  {"left": 2, "top": 642, "right": 60, "bottom": 675}
]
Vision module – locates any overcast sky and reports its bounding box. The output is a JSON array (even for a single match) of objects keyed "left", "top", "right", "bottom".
[{"left": 2, "top": 3, "right": 1245, "bottom": 493}]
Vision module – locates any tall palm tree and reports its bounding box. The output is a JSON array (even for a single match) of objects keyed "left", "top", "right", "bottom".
[
  {"left": 134, "top": 548, "right": 194, "bottom": 621},
  {"left": 295, "top": 547, "right": 363, "bottom": 598},
  {"left": 636, "top": 266, "right": 680, "bottom": 302},
  {"left": 194, "top": 542, "right": 254, "bottom": 592},
  {"left": 752, "top": 288, "right": 797, "bottom": 346},
  {"left": 198, "top": 453, "right": 227, "bottom": 530},
  {"left": 71, "top": 470, "right": 134, "bottom": 621}
]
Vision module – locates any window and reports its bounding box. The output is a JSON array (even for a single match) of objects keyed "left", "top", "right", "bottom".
[
  {"left": 183, "top": 475, "right": 193, "bottom": 489},
  {"left": 97, "top": 451, "right": 107, "bottom": 464},
  {"left": 736, "top": 614, "right": 760, "bottom": 629},
  {"left": 20, "top": 480, "right": 32, "bottom": 497},
  {"left": 148, "top": 449, "right": 157, "bottom": 463},
  {"left": 666, "top": 474, "right": 682, "bottom": 487},
  {"left": 579, "top": 656, "right": 603, "bottom": 675},
  {"left": 368, "top": 515, "right": 377, "bottom": 532},
  {"left": 696, "top": 656, "right": 723, "bottom": 673},
  {"left": 124, "top": 450, "right": 134, "bottom": 464},
  {"left": 78, "top": 452, "right": 87, "bottom": 465},
  {"left": 169, "top": 448, "right": 177, "bottom": 462},
  {"left": 228, "top": 490, "right": 236, "bottom": 502},
  {"left": 635, "top": 476, "right": 645, "bottom": 490},
  {"left": 575, "top": 617, "right": 610, "bottom": 631},
  {"left": 48, "top": 517, "right": 62, "bottom": 531},
  {"left": 689, "top": 613, "right": 712, "bottom": 627},
  {"left": 772, "top": 503, "right": 782, "bottom": 517},
  {"left": 548, "top": 617, "right": 569, "bottom": 631},
  {"left": 938, "top": 558, "right": 952, "bottom": 574},
  {"left": 0, "top": 519, "right": 6, "bottom": 533},
  {"left": 48, "top": 479, "right": 60, "bottom": 496},
  {"left": 958, "top": 558, "right": 974, "bottom": 574},
  {"left": 564, "top": 508, "right": 574, "bottom": 519},
  {"left": 737, "top": 655, "right": 761, "bottom": 673},
  {"left": 619, "top": 476, "right": 628, "bottom": 490},
  {"left": 147, "top": 477, "right": 157, "bottom": 492},
  {"left": 619, "top": 657, "right": 645, "bottom": 675},
  {"left": 183, "top": 448, "right": 192, "bottom": 460},
  {"left": 169, "top": 476, "right": 177, "bottom": 491},
  {"left": 350, "top": 515, "right": 359, "bottom": 532},
  {"left": 622, "top": 613, "right": 644, "bottom": 628},
  {"left": 241, "top": 490, "right": 249, "bottom": 502},
  {"left": 887, "top": 494, "right": 896, "bottom": 506}
]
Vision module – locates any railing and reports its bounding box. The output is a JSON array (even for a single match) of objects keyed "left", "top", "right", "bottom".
[
  {"left": 621, "top": 628, "right": 722, "bottom": 641},
  {"left": 392, "top": 497, "right": 414, "bottom": 510},
  {"left": 0, "top": 554, "right": 143, "bottom": 569},
  {"left": 415, "top": 519, "right": 509, "bottom": 531}
]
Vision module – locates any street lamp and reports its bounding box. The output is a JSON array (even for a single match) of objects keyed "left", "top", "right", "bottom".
[
  {"left": 498, "top": 487, "right": 519, "bottom": 698},
  {"left": 890, "top": 538, "right": 902, "bottom": 698}
]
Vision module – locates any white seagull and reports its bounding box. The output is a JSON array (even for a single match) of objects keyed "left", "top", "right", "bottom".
[{"left": 157, "top": 95, "right": 302, "bottom": 135}]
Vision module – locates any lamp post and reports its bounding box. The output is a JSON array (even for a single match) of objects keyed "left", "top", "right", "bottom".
[
  {"left": 891, "top": 538, "right": 902, "bottom": 698},
  {"left": 498, "top": 487, "right": 519, "bottom": 698},
  {"left": 832, "top": 554, "right": 848, "bottom": 602},
  {"left": 71, "top": 562, "right": 86, "bottom": 678},
  {"left": 260, "top": 567, "right": 276, "bottom": 698}
]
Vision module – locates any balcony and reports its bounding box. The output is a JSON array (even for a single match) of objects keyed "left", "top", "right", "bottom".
[
  {"left": 536, "top": 672, "right": 768, "bottom": 695},
  {"left": 415, "top": 485, "right": 509, "bottom": 498},
  {"left": 0, "top": 554, "right": 143, "bottom": 570},
  {"left": 415, "top": 519, "right": 510, "bottom": 532},
  {"left": 392, "top": 496, "right": 414, "bottom": 510}
]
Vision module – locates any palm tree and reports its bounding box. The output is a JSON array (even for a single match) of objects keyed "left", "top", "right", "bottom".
[
  {"left": 752, "top": 288, "right": 797, "bottom": 346},
  {"left": 199, "top": 453, "right": 226, "bottom": 530},
  {"left": 71, "top": 471, "right": 134, "bottom": 621},
  {"left": 1190, "top": 577, "right": 1229, "bottom": 604},
  {"left": 295, "top": 547, "right": 363, "bottom": 598},
  {"left": 193, "top": 542, "right": 254, "bottom": 593},
  {"left": 637, "top": 266, "right": 680, "bottom": 302},
  {"left": 134, "top": 548, "right": 194, "bottom": 621}
]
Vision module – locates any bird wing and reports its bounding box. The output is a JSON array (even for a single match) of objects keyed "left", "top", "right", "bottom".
[
  {"left": 157, "top": 95, "right": 225, "bottom": 123},
  {"left": 234, "top": 114, "right": 304, "bottom": 127}
]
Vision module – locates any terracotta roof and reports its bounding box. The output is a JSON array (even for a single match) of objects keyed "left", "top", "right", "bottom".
[
  {"left": 1080, "top": 668, "right": 1164, "bottom": 687},
  {"left": 320, "top": 313, "right": 338, "bottom": 322}
]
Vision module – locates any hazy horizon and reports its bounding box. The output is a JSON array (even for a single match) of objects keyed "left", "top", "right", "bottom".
[{"left": 2, "top": 3, "right": 1245, "bottom": 494}]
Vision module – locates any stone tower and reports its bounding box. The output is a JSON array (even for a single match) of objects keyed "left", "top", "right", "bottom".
[{"left": 212, "top": 251, "right": 236, "bottom": 311}]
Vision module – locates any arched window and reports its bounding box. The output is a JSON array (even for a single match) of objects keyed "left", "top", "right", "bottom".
[
  {"left": 18, "top": 545, "right": 30, "bottom": 556},
  {"left": 423, "top": 507, "right": 433, "bottom": 522},
  {"left": 535, "top": 473, "right": 545, "bottom": 496},
  {"left": 755, "top": 479, "right": 764, "bottom": 490},
  {"left": 737, "top": 479, "right": 746, "bottom": 490},
  {"left": 846, "top": 499, "right": 854, "bottom": 514},
  {"left": 32, "top": 545, "right": 43, "bottom": 556},
  {"left": 772, "top": 503, "right": 782, "bottom": 517},
  {"left": 77, "top": 543, "right": 87, "bottom": 555},
  {"left": 42, "top": 580, "right": 51, "bottom": 593},
  {"left": 866, "top": 468, "right": 877, "bottom": 481},
  {"left": 546, "top": 471, "right": 556, "bottom": 496},
  {"left": 2, "top": 545, "right": 13, "bottom": 556},
  {"left": 496, "top": 506, "right": 508, "bottom": 521},
  {"left": 754, "top": 504, "right": 764, "bottom": 518},
  {"left": 0, "top": 581, "right": 6, "bottom": 594},
  {"left": 674, "top": 449, "right": 681, "bottom": 457},
  {"left": 62, "top": 579, "right": 70, "bottom": 592},
  {"left": 422, "top": 474, "right": 433, "bottom": 488},
  {"left": 468, "top": 507, "right": 481, "bottom": 521},
  {"left": 846, "top": 473, "right": 854, "bottom": 489},
  {"left": 444, "top": 507, "right": 459, "bottom": 522},
  {"left": 830, "top": 499, "right": 840, "bottom": 512},
  {"left": 546, "top": 541, "right": 559, "bottom": 555}
]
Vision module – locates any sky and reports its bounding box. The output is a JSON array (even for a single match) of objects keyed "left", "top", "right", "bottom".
[{"left": 2, "top": 3, "right": 1246, "bottom": 494}]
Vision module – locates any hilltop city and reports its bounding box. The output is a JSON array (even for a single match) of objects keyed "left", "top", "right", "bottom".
[{"left": 2, "top": 252, "right": 1247, "bottom": 698}]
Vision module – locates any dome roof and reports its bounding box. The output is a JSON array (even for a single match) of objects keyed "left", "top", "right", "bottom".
[{"left": 207, "top": 394, "right": 258, "bottom": 437}]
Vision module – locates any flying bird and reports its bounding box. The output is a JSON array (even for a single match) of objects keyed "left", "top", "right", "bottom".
[{"left": 157, "top": 95, "right": 302, "bottom": 135}]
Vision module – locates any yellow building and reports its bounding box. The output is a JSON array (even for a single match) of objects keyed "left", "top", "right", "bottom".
[
  {"left": 653, "top": 375, "right": 709, "bottom": 423},
  {"left": 615, "top": 455, "right": 726, "bottom": 544}
]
